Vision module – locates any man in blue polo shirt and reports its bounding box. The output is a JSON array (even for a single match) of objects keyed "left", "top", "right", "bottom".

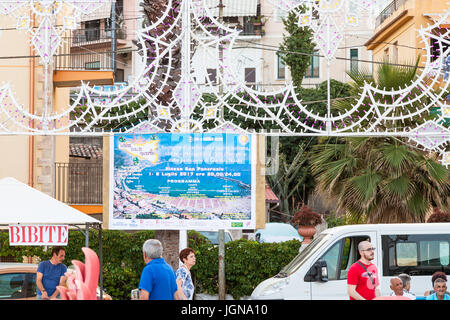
[{"left": 139, "top": 239, "right": 177, "bottom": 300}]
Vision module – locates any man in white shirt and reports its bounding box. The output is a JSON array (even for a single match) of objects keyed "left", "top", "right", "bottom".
[
  {"left": 389, "top": 276, "right": 415, "bottom": 299},
  {"left": 398, "top": 273, "right": 416, "bottom": 299}
]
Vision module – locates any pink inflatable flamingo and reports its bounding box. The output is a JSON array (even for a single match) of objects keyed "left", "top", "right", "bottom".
[{"left": 57, "top": 247, "right": 99, "bottom": 300}]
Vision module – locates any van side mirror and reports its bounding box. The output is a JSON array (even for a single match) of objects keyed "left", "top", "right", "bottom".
[{"left": 304, "top": 260, "right": 328, "bottom": 282}]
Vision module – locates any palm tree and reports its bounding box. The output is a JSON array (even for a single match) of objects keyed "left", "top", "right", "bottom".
[
  {"left": 140, "top": 0, "right": 182, "bottom": 269},
  {"left": 334, "top": 56, "right": 431, "bottom": 131},
  {"left": 311, "top": 137, "right": 450, "bottom": 223},
  {"left": 140, "top": 0, "right": 182, "bottom": 131},
  {"left": 310, "top": 58, "right": 450, "bottom": 223}
]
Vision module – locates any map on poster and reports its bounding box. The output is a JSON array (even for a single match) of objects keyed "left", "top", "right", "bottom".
[{"left": 109, "top": 133, "right": 256, "bottom": 230}]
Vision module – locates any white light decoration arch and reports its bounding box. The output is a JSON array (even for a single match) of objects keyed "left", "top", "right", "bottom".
[{"left": 0, "top": 0, "right": 448, "bottom": 165}]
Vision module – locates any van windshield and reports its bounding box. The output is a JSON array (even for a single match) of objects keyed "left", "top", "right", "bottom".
[{"left": 276, "top": 233, "right": 332, "bottom": 277}]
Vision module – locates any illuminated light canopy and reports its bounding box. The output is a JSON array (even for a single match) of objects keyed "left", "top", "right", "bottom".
[{"left": 0, "top": 0, "right": 446, "bottom": 163}]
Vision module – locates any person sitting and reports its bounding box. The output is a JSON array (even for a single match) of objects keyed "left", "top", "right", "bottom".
[
  {"left": 424, "top": 271, "right": 450, "bottom": 296},
  {"left": 389, "top": 277, "right": 414, "bottom": 299},
  {"left": 426, "top": 278, "right": 450, "bottom": 300},
  {"left": 398, "top": 273, "right": 415, "bottom": 299}
]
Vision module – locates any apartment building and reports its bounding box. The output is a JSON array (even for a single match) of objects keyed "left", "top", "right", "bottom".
[
  {"left": 262, "top": 0, "right": 376, "bottom": 89},
  {"left": 0, "top": 2, "right": 134, "bottom": 219},
  {"left": 365, "top": 0, "right": 449, "bottom": 73},
  {"left": 364, "top": 0, "right": 449, "bottom": 127},
  {"left": 57, "top": 1, "right": 140, "bottom": 217},
  {"left": 192, "top": 0, "right": 264, "bottom": 92}
]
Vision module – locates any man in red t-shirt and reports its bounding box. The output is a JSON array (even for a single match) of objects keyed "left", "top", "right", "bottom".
[{"left": 347, "top": 241, "right": 380, "bottom": 300}]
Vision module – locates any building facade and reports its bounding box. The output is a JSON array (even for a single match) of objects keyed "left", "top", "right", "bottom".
[
  {"left": 365, "top": 0, "right": 449, "bottom": 73},
  {"left": 0, "top": 2, "right": 134, "bottom": 217},
  {"left": 262, "top": 0, "right": 376, "bottom": 89}
]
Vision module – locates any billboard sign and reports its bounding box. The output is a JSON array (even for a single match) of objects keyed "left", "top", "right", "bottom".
[{"left": 109, "top": 133, "right": 256, "bottom": 230}]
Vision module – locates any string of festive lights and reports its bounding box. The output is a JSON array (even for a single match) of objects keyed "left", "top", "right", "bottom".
[{"left": 0, "top": 0, "right": 448, "bottom": 165}]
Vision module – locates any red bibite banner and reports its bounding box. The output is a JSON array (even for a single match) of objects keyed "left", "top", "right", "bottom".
[{"left": 9, "top": 225, "right": 68, "bottom": 246}]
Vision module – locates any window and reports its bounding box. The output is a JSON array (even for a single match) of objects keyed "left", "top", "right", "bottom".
[
  {"left": 350, "top": 48, "right": 358, "bottom": 73},
  {"left": 282, "top": 233, "right": 332, "bottom": 276},
  {"left": 318, "top": 236, "right": 370, "bottom": 281},
  {"left": 305, "top": 50, "right": 320, "bottom": 78},
  {"left": 0, "top": 273, "right": 36, "bottom": 299},
  {"left": 382, "top": 234, "right": 450, "bottom": 276},
  {"left": 277, "top": 8, "right": 287, "bottom": 21},
  {"left": 244, "top": 67, "right": 256, "bottom": 84},
  {"left": 393, "top": 42, "right": 398, "bottom": 64},
  {"left": 206, "top": 68, "right": 217, "bottom": 85},
  {"left": 85, "top": 61, "right": 101, "bottom": 70},
  {"left": 384, "top": 47, "right": 389, "bottom": 61},
  {"left": 115, "top": 69, "right": 124, "bottom": 82},
  {"left": 84, "top": 19, "right": 101, "bottom": 41},
  {"left": 277, "top": 54, "right": 286, "bottom": 80},
  {"left": 431, "top": 30, "right": 450, "bottom": 62}
]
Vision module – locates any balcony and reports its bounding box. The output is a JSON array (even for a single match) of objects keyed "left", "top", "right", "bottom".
[
  {"left": 55, "top": 162, "right": 103, "bottom": 205},
  {"left": 71, "top": 27, "right": 127, "bottom": 46},
  {"left": 241, "top": 17, "right": 265, "bottom": 36},
  {"left": 53, "top": 35, "right": 115, "bottom": 87},
  {"left": 54, "top": 51, "right": 114, "bottom": 72},
  {"left": 198, "top": 15, "right": 265, "bottom": 38},
  {"left": 375, "top": 0, "right": 408, "bottom": 28}
]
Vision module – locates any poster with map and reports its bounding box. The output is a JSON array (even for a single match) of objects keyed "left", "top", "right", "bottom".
[{"left": 109, "top": 133, "right": 256, "bottom": 230}]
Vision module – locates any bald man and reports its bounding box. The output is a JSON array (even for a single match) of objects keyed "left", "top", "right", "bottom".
[
  {"left": 347, "top": 241, "right": 380, "bottom": 300},
  {"left": 389, "top": 277, "right": 414, "bottom": 299}
]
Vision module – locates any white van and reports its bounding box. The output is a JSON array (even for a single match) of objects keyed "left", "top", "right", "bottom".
[{"left": 251, "top": 223, "right": 450, "bottom": 300}]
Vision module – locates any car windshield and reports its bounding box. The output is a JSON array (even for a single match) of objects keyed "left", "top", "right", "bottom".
[
  {"left": 0, "top": 272, "right": 36, "bottom": 299},
  {"left": 199, "top": 231, "right": 232, "bottom": 245},
  {"left": 275, "top": 233, "right": 332, "bottom": 278}
]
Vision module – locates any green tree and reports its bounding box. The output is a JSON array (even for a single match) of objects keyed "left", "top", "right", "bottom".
[{"left": 279, "top": 6, "right": 316, "bottom": 89}]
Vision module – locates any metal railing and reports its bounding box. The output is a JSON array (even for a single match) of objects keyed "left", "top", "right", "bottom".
[
  {"left": 53, "top": 27, "right": 128, "bottom": 71},
  {"left": 54, "top": 40, "right": 114, "bottom": 71},
  {"left": 71, "top": 27, "right": 127, "bottom": 45},
  {"left": 55, "top": 162, "right": 103, "bottom": 205},
  {"left": 375, "top": 0, "right": 408, "bottom": 28}
]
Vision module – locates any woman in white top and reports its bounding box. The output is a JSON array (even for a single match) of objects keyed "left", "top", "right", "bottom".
[{"left": 175, "top": 248, "right": 196, "bottom": 300}]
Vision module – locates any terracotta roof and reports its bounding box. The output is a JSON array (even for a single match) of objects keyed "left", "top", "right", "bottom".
[
  {"left": 69, "top": 144, "right": 103, "bottom": 159},
  {"left": 265, "top": 183, "right": 279, "bottom": 203}
]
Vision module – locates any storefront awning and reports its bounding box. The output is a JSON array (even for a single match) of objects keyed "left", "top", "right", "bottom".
[{"left": 198, "top": 0, "right": 258, "bottom": 17}]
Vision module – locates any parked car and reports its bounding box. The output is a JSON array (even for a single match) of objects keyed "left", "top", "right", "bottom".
[
  {"left": 0, "top": 263, "right": 110, "bottom": 300},
  {"left": 251, "top": 223, "right": 450, "bottom": 299},
  {"left": 255, "top": 222, "right": 303, "bottom": 243},
  {"left": 197, "top": 230, "right": 233, "bottom": 245},
  {"left": 0, "top": 263, "right": 38, "bottom": 300}
]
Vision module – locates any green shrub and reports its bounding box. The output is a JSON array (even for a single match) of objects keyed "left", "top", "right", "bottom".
[{"left": 188, "top": 231, "right": 301, "bottom": 299}]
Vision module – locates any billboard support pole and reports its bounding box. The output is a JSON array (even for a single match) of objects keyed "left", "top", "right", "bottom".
[
  {"left": 179, "top": 229, "right": 188, "bottom": 265},
  {"left": 217, "top": 0, "right": 226, "bottom": 301},
  {"left": 218, "top": 229, "right": 225, "bottom": 300}
]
